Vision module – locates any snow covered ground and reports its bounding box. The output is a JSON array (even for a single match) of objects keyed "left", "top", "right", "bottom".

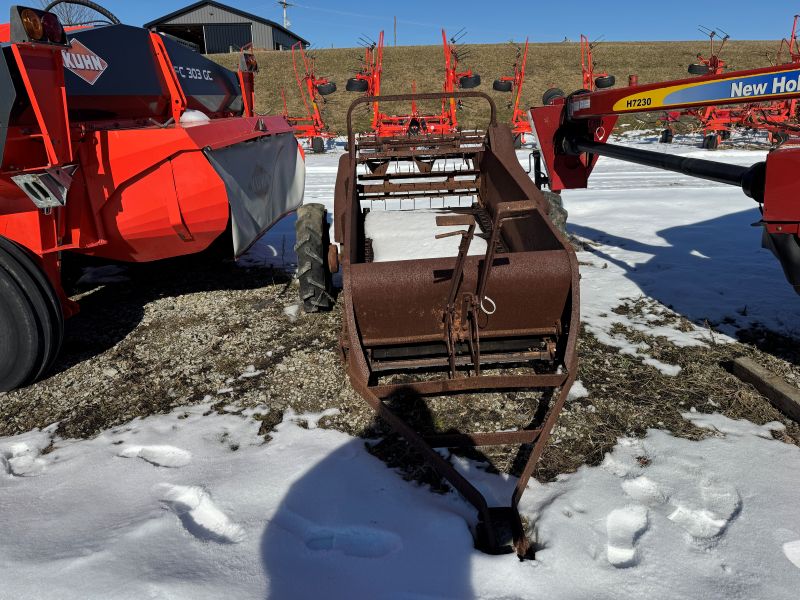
[
  {"left": 2, "top": 135, "right": 799, "bottom": 599},
  {"left": 1, "top": 402, "right": 799, "bottom": 599}
]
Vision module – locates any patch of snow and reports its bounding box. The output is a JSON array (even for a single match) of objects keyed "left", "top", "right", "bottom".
[
  {"left": 283, "top": 303, "right": 301, "bottom": 322},
  {"left": 364, "top": 209, "right": 488, "bottom": 262},
  {"left": 118, "top": 445, "right": 192, "bottom": 468},
  {"left": 606, "top": 505, "right": 648, "bottom": 567},
  {"left": 567, "top": 380, "right": 589, "bottom": 401},
  {"left": 157, "top": 483, "right": 245, "bottom": 544},
  {"left": 783, "top": 540, "right": 800, "bottom": 570}
]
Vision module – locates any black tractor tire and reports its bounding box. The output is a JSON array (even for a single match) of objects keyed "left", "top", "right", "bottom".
[
  {"left": 346, "top": 77, "right": 369, "bottom": 93},
  {"left": 0, "top": 268, "right": 40, "bottom": 392},
  {"left": 0, "top": 237, "right": 63, "bottom": 379},
  {"left": 459, "top": 74, "right": 481, "bottom": 89},
  {"left": 311, "top": 136, "right": 326, "bottom": 154},
  {"left": 294, "top": 204, "right": 334, "bottom": 313},
  {"left": 316, "top": 82, "right": 337, "bottom": 96},
  {"left": 595, "top": 75, "right": 615, "bottom": 89},
  {"left": 542, "top": 87, "right": 565, "bottom": 106},
  {"left": 0, "top": 237, "right": 64, "bottom": 392},
  {"left": 688, "top": 63, "right": 710, "bottom": 75},
  {"left": 702, "top": 133, "right": 720, "bottom": 150},
  {"left": 660, "top": 129, "right": 674, "bottom": 144},
  {"left": 543, "top": 191, "right": 568, "bottom": 235},
  {"left": 492, "top": 79, "right": 513, "bottom": 92}
]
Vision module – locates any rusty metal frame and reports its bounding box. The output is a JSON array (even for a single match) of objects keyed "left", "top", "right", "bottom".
[{"left": 335, "top": 91, "right": 580, "bottom": 557}]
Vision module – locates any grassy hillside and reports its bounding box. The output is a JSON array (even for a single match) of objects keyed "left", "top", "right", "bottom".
[{"left": 210, "top": 40, "right": 778, "bottom": 134}]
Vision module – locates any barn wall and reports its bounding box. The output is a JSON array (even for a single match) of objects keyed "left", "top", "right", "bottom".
[
  {"left": 162, "top": 6, "right": 249, "bottom": 25},
  {"left": 152, "top": 4, "right": 304, "bottom": 51},
  {"left": 251, "top": 23, "right": 274, "bottom": 50}
]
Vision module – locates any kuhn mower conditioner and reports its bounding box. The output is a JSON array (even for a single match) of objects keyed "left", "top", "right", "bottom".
[{"left": 0, "top": 3, "right": 306, "bottom": 391}]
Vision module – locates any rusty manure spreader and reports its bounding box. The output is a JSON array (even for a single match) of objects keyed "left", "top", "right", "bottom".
[
  {"left": 319, "top": 91, "right": 579, "bottom": 557},
  {"left": 0, "top": 3, "right": 306, "bottom": 391}
]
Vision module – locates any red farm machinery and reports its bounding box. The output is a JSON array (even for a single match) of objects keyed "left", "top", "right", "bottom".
[
  {"left": 492, "top": 38, "right": 532, "bottom": 146},
  {"left": 530, "top": 62, "right": 800, "bottom": 295},
  {"left": 580, "top": 34, "right": 616, "bottom": 92},
  {"left": 345, "top": 29, "right": 481, "bottom": 138},
  {"left": 0, "top": 3, "right": 307, "bottom": 391},
  {"left": 281, "top": 41, "right": 337, "bottom": 153},
  {"left": 660, "top": 24, "right": 800, "bottom": 148}
]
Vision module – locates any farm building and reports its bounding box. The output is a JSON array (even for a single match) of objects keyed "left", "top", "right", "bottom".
[{"left": 144, "top": 1, "right": 308, "bottom": 53}]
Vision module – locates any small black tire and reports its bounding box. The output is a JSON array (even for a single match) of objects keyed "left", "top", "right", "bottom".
[
  {"left": 0, "top": 237, "right": 63, "bottom": 379},
  {"left": 720, "top": 130, "right": 731, "bottom": 141},
  {"left": 688, "top": 63, "right": 710, "bottom": 75},
  {"left": 595, "top": 75, "right": 615, "bottom": 89},
  {"left": 702, "top": 133, "right": 720, "bottom": 150},
  {"left": 311, "top": 137, "right": 325, "bottom": 154},
  {"left": 459, "top": 74, "right": 481, "bottom": 89},
  {"left": 294, "top": 204, "right": 334, "bottom": 313},
  {"left": 772, "top": 131, "right": 790, "bottom": 146},
  {"left": 346, "top": 77, "right": 369, "bottom": 93},
  {"left": 513, "top": 134, "right": 523, "bottom": 149},
  {"left": 543, "top": 191, "right": 568, "bottom": 235},
  {"left": 316, "top": 82, "right": 337, "bottom": 96},
  {"left": 660, "top": 129, "right": 674, "bottom": 144},
  {"left": 542, "top": 87, "right": 565, "bottom": 106},
  {"left": 492, "top": 79, "right": 513, "bottom": 92}
]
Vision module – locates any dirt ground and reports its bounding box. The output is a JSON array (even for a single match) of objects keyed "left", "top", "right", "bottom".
[{"left": 2, "top": 252, "right": 797, "bottom": 487}]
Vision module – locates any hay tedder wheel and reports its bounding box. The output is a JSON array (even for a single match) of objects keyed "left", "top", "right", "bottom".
[
  {"left": 542, "top": 87, "right": 565, "bottom": 106},
  {"left": 594, "top": 75, "right": 615, "bottom": 89},
  {"left": 703, "top": 133, "right": 720, "bottom": 150},
  {"left": 543, "top": 191, "right": 568, "bottom": 235},
  {"left": 0, "top": 237, "right": 64, "bottom": 392},
  {"left": 459, "top": 74, "right": 481, "bottom": 89},
  {"left": 294, "top": 203, "right": 334, "bottom": 313},
  {"left": 660, "top": 129, "right": 674, "bottom": 144},
  {"left": 311, "top": 137, "right": 326, "bottom": 154},
  {"left": 492, "top": 79, "right": 513, "bottom": 92},
  {"left": 346, "top": 78, "right": 369, "bottom": 92},
  {"left": 771, "top": 131, "right": 790, "bottom": 147},
  {"left": 316, "top": 82, "right": 337, "bottom": 96}
]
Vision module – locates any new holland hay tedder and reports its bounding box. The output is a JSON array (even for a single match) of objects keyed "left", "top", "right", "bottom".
[{"left": 0, "top": 3, "right": 305, "bottom": 391}]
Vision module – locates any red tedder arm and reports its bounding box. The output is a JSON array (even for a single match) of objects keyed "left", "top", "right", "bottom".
[{"left": 529, "top": 62, "right": 800, "bottom": 293}]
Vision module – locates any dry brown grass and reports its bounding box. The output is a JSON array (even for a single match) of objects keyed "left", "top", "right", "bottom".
[{"left": 210, "top": 39, "right": 779, "bottom": 134}]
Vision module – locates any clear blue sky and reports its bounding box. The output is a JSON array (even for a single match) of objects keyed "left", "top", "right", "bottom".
[{"left": 4, "top": 1, "right": 799, "bottom": 47}]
